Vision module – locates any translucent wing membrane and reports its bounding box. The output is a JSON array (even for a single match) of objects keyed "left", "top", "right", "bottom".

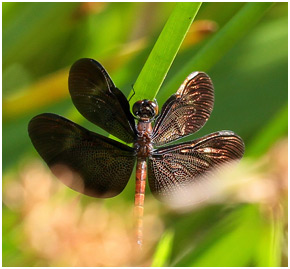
[
  {"left": 69, "top": 58, "right": 137, "bottom": 143},
  {"left": 148, "top": 131, "right": 244, "bottom": 200},
  {"left": 152, "top": 72, "right": 214, "bottom": 146},
  {"left": 28, "top": 113, "right": 136, "bottom": 198}
]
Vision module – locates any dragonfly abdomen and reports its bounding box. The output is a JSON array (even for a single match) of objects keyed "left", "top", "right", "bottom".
[
  {"left": 134, "top": 119, "right": 154, "bottom": 247},
  {"left": 134, "top": 158, "right": 147, "bottom": 246}
]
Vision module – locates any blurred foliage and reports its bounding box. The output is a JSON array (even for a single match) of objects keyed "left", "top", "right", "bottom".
[{"left": 2, "top": 2, "right": 288, "bottom": 267}]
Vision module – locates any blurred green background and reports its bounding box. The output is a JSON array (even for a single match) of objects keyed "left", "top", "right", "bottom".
[{"left": 2, "top": 2, "right": 287, "bottom": 266}]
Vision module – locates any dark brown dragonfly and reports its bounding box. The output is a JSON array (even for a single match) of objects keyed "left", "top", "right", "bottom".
[{"left": 28, "top": 58, "right": 244, "bottom": 246}]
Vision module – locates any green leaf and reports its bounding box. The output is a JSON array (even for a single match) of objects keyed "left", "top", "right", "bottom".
[
  {"left": 130, "top": 2, "right": 202, "bottom": 104},
  {"left": 159, "top": 2, "right": 274, "bottom": 101},
  {"left": 151, "top": 229, "right": 174, "bottom": 267}
]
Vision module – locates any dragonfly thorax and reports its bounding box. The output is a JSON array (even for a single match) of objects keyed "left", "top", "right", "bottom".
[
  {"left": 132, "top": 99, "right": 158, "bottom": 121},
  {"left": 134, "top": 120, "right": 153, "bottom": 157}
]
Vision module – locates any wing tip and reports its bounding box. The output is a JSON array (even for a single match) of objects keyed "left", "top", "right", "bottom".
[
  {"left": 28, "top": 113, "right": 69, "bottom": 131},
  {"left": 28, "top": 113, "right": 52, "bottom": 134},
  {"left": 187, "top": 71, "right": 210, "bottom": 80},
  {"left": 185, "top": 72, "right": 213, "bottom": 87},
  {"left": 218, "top": 130, "right": 245, "bottom": 158},
  {"left": 69, "top": 58, "right": 107, "bottom": 78}
]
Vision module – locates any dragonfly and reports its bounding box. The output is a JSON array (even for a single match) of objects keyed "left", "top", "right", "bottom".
[{"left": 28, "top": 58, "right": 244, "bottom": 246}]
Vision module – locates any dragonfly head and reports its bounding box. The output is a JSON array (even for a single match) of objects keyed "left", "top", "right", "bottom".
[{"left": 133, "top": 99, "right": 158, "bottom": 120}]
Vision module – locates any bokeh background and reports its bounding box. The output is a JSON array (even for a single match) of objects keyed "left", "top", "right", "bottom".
[{"left": 2, "top": 2, "right": 287, "bottom": 266}]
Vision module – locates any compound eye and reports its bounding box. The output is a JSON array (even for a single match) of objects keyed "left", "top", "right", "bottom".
[
  {"left": 148, "top": 101, "right": 158, "bottom": 116},
  {"left": 132, "top": 100, "right": 143, "bottom": 116}
]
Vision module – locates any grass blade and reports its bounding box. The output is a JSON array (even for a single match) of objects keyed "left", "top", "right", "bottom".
[
  {"left": 151, "top": 229, "right": 174, "bottom": 267},
  {"left": 130, "top": 2, "right": 202, "bottom": 104},
  {"left": 255, "top": 207, "right": 283, "bottom": 266},
  {"left": 159, "top": 2, "right": 274, "bottom": 101}
]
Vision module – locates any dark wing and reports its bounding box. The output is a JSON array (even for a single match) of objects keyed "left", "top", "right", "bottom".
[
  {"left": 28, "top": 113, "right": 136, "bottom": 198},
  {"left": 69, "top": 58, "right": 137, "bottom": 143},
  {"left": 152, "top": 72, "right": 214, "bottom": 146},
  {"left": 148, "top": 131, "right": 244, "bottom": 200}
]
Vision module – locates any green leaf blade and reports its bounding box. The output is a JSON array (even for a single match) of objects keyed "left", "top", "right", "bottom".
[
  {"left": 159, "top": 2, "right": 274, "bottom": 101},
  {"left": 131, "top": 2, "right": 202, "bottom": 104},
  {"left": 151, "top": 229, "right": 174, "bottom": 267}
]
